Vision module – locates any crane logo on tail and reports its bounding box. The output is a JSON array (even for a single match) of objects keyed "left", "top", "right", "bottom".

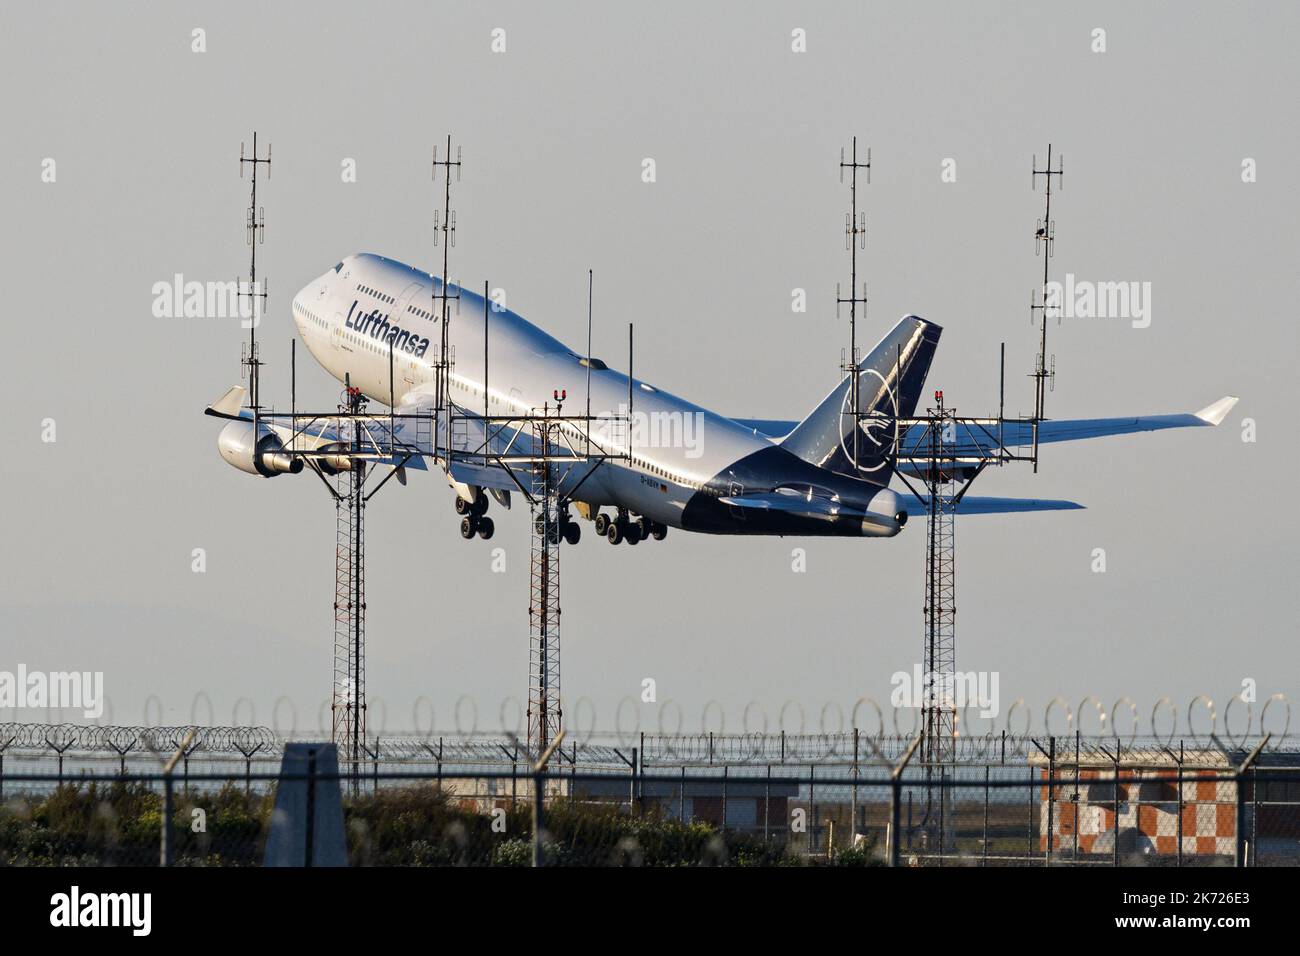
[{"left": 838, "top": 367, "right": 899, "bottom": 474}]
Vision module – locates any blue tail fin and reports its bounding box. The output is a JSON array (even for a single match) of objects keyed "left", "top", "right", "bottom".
[{"left": 780, "top": 315, "right": 941, "bottom": 483}]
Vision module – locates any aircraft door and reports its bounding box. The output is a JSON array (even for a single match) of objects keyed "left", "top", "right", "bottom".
[
  {"left": 727, "top": 479, "right": 746, "bottom": 521},
  {"left": 392, "top": 283, "right": 424, "bottom": 394}
]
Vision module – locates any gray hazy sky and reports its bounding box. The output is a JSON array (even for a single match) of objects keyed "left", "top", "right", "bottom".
[{"left": 2, "top": 1, "right": 1295, "bottom": 739}]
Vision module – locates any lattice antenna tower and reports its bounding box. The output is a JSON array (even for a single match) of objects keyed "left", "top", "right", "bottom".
[
  {"left": 1029, "top": 144, "right": 1064, "bottom": 470},
  {"left": 239, "top": 133, "right": 271, "bottom": 416},
  {"left": 432, "top": 135, "right": 463, "bottom": 443},
  {"left": 837, "top": 137, "right": 871, "bottom": 469}
]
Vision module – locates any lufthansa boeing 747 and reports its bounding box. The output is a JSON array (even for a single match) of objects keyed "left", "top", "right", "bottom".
[{"left": 206, "top": 254, "right": 1237, "bottom": 545}]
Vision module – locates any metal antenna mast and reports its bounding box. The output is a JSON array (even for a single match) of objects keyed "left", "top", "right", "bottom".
[
  {"left": 239, "top": 133, "right": 271, "bottom": 418},
  {"left": 858, "top": 145, "right": 1069, "bottom": 860},
  {"left": 918, "top": 389, "right": 958, "bottom": 855},
  {"left": 432, "top": 135, "right": 463, "bottom": 448},
  {"left": 331, "top": 380, "right": 368, "bottom": 786},
  {"left": 1030, "top": 145, "right": 1064, "bottom": 470},
  {"left": 837, "top": 137, "right": 871, "bottom": 468},
  {"left": 528, "top": 398, "right": 565, "bottom": 755}
]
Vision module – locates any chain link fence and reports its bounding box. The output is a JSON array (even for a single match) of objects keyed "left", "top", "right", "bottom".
[{"left": 1, "top": 726, "right": 1296, "bottom": 866}]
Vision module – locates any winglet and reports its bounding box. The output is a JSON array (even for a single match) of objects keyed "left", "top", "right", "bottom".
[
  {"left": 205, "top": 385, "right": 247, "bottom": 419},
  {"left": 1194, "top": 396, "right": 1238, "bottom": 426}
]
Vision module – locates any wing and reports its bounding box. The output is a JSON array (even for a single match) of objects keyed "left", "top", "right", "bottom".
[
  {"left": 897, "top": 396, "right": 1238, "bottom": 457},
  {"left": 206, "top": 385, "right": 427, "bottom": 470},
  {"left": 732, "top": 397, "right": 1237, "bottom": 450},
  {"left": 897, "top": 495, "right": 1084, "bottom": 515}
]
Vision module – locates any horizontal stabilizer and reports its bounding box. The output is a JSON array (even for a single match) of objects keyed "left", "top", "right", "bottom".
[
  {"left": 205, "top": 385, "right": 247, "bottom": 419},
  {"left": 718, "top": 491, "right": 843, "bottom": 519},
  {"left": 898, "top": 495, "right": 1084, "bottom": 516}
]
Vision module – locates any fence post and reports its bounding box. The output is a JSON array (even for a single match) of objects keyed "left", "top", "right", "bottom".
[
  {"left": 1026, "top": 767, "right": 1033, "bottom": 859},
  {"left": 1177, "top": 741, "right": 1183, "bottom": 868},
  {"left": 158, "top": 729, "right": 194, "bottom": 868},
  {"left": 982, "top": 765, "right": 989, "bottom": 866},
  {"left": 1113, "top": 752, "right": 1120, "bottom": 868},
  {"left": 763, "top": 765, "right": 770, "bottom": 843},
  {"left": 888, "top": 734, "right": 922, "bottom": 867},
  {"left": 305, "top": 749, "right": 317, "bottom": 868},
  {"left": 851, "top": 728, "right": 859, "bottom": 838},
  {"left": 1252, "top": 765, "right": 1258, "bottom": 866},
  {"left": 631, "top": 747, "right": 638, "bottom": 814},
  {"left": 531, "top": 730, "right": 566, "bottom": 868},
  {"left": 160, "top": 774, "right": 174, "bottom": 867},
  {"left": 721, "top": 765, "right": 728, "bottom": 832},
  {"left": 1046, "top": 736, "right": 1055, "bottom": 864},
  {"left": 1235, "top": 735, "right": 1271, "bottom": 869},
  {"left": 807, "top": 765, "right": 815, "bottom": 855},
  {"left": 890, "top": 776, "right": 901, "bottom": 867},
  {"left": 680, "top": 765, "right": 686, "bottom": 823}
]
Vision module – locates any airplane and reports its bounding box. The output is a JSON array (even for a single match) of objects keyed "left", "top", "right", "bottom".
[{"left": 206, "top": 253, "right": 1237, "bottom": 546}]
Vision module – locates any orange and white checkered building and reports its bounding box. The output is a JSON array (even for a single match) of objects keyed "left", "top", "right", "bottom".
[{"left": 1031, "top": 750, "right": 1237, "bottom": 857}]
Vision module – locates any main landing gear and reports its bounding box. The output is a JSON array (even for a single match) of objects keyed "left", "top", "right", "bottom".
[
  {"left": 534, "top": 509, "right": 581, "bottom": 545},
  {"left": 595, "top": 509, "right": 667, "bottom": 546},
  {"left": 456, "top": 490, "right": 495, "bottom": 540}
]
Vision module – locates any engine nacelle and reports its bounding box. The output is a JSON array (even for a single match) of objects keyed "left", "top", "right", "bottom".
[
  {"left": 314, "top": 441, "right": 354, "bottom": 475},
  {"left": 217, "top": 421, "right": 304, "bottom": 477}
]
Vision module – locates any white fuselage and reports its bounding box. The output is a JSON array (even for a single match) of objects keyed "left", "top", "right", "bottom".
[
  {"left": 291, "top": 253, "right": 786, "bottom": 529},
  {"left": 291, "top": 253, "right": 904, "bottom": 537}
]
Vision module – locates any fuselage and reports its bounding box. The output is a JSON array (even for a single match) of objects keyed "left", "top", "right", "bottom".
[{"left": 292, "top": 253, "right": 902, "bottom": 536}]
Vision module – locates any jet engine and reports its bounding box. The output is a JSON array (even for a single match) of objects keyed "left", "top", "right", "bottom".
[
  {"left": 314, "top": 441, "right": 354, "bottom": 475},
  {"left": 217, "top": 421, "right": 304, "bottom": 477}
]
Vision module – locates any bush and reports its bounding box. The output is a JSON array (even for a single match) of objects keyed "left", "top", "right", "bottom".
[{"left": 0, "top": 781, "right": 817, "bottom": 866}]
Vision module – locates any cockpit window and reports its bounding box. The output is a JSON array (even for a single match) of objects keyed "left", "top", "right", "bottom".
[
  {"left": 333, "top": 262, "right": 344, "bottom": 273},
  {"left": 576, "top": 356, "right": 608, "bottom": 371}
]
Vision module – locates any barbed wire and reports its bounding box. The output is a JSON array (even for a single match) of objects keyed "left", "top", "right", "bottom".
[{"left": 2, "top": 723, "right": 1297, "bottom": 768}]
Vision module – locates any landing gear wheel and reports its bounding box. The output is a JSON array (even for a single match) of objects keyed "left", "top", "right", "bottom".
[
  {"left": 455, "top": 497, "right": 470, "bottom": 515},
  {"left": 594, "top": 513, "right": 610, "bottom": 536},
  {"left": 650, "top": 522, "right": 667, "bottom": 541},
  {"left": 625, "top": 524, "right": 642, "bottom": 545},
  {"left": 471, "top": 491, "right": 489, "bottom": 516},
  {"left": 634, "top": 516, "right": 651, "bottom": 539},
  {"left": 606, "top": 521, "right": 624, "bottom": 545},
  {"left": 477, "top": 516, "right": 495, "bottom": 540},
  {"left": 460, "top": 516, "right": 477, "bottom": 539},
  {"left": 563, "top": 522, "right": 580, "bottom": 545}
]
